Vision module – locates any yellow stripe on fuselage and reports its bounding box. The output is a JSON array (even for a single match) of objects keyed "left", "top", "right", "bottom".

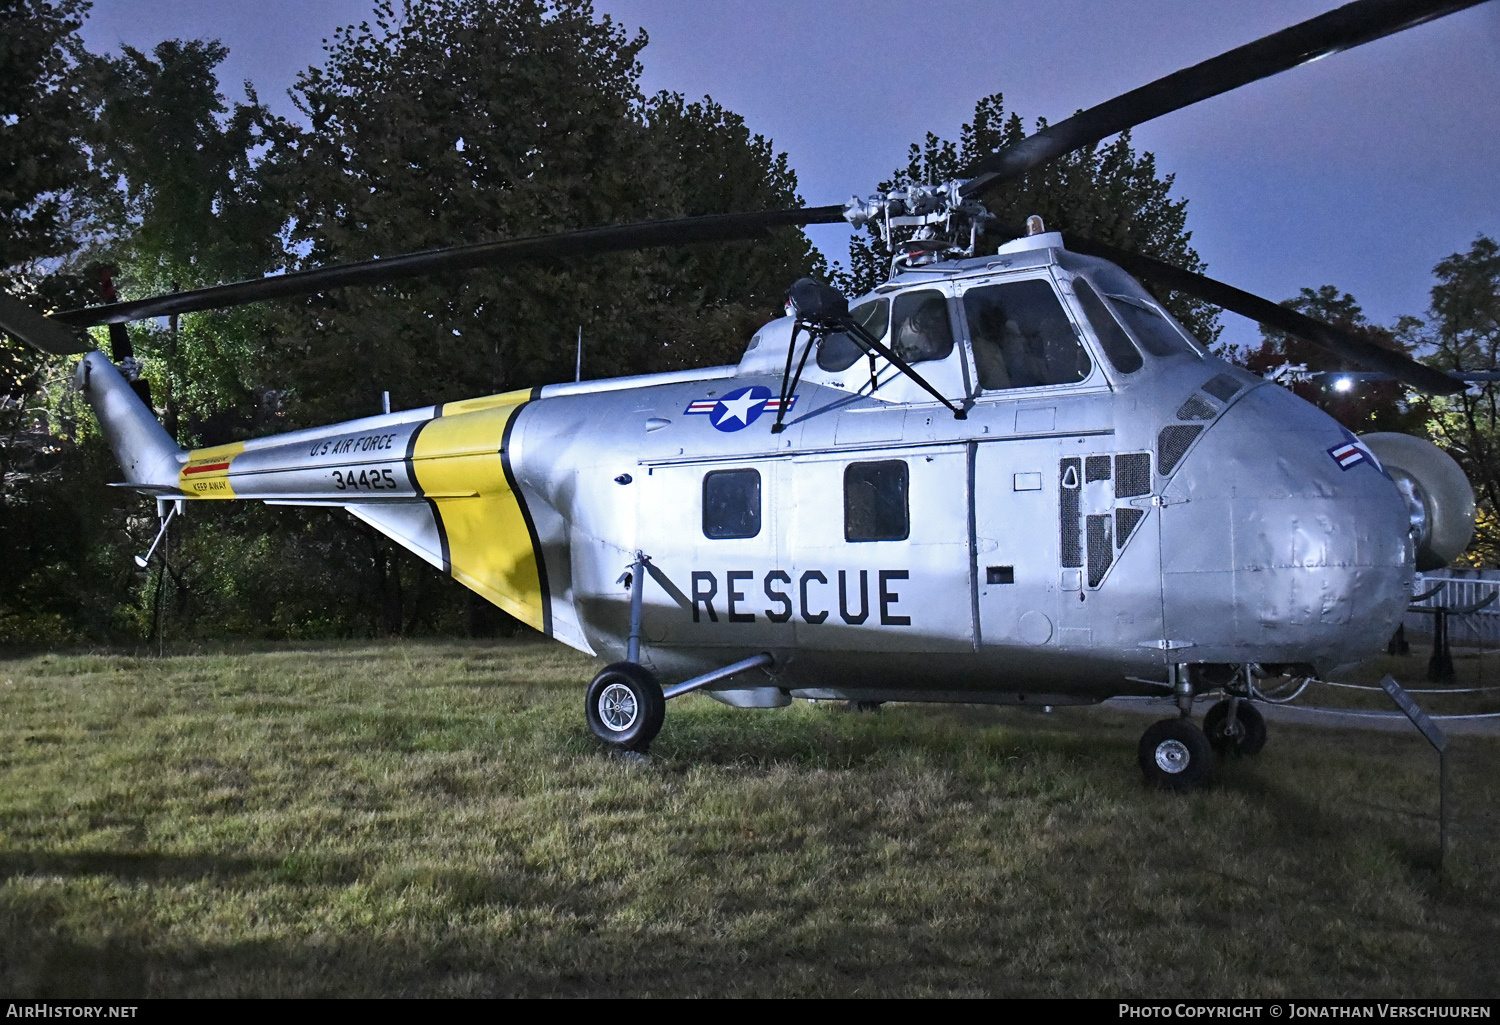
[
  {"left": 179, "top": 441, "right": 246, "bottom": 498},
  {"left": 412, "top": 391, "right": 547, "bottom": 634}
]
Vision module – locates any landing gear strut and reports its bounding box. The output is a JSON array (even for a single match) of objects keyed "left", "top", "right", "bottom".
[
  {"left": 587, "top": 552, "right": 776, "bottom": 755},
  {"left": 1172, "top": 662, "right": 1193, "bottom": 719}
]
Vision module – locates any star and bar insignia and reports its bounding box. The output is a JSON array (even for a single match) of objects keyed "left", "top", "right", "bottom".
[{"left": 684, "top": 385, "right": 795, "bottom": 432}]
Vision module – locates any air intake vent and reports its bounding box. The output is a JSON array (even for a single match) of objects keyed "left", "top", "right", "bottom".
[
  {"left": 1086, "top": 514, "right": 1113, "bottom": 587},
  {"left": 1085, "top": 455, "right": 1112, "bottom": 482},
  {"left": 1176, "top": 395, "right": 1218, "bottom": 420},
  {"left": 1114, "top": 453, "right": 1151, "bottom": 498},
  {"left": 1115, "top": 506, "right": 1145, "bottom": 547},
  {"left": 1201, "top": 374, "right": 1242, "bottom": 402},
  {"left": 1060, "top": 457, "right": 1081, "bottom": 568},
  {"left": 1157, "top": 425, "right": 1203, "bottom": 475}
]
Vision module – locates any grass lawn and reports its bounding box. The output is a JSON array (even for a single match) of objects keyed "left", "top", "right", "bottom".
[{"left": 0, "top": 639, "right": 1496, "bottom": 997}]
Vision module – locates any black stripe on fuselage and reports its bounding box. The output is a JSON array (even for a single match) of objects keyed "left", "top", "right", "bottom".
[
  {"left": 405, "top": 411, "right": 452, "bottom": 574},
  {"left": 501, "top": 388, "right": 552, "bottom": 637}
]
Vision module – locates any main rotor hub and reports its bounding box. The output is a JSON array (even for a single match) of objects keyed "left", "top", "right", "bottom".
[{"left": 842, "top": 178, "right": 995, "bottom": 273}]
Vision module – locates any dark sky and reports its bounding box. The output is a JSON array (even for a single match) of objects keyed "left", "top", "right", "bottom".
[{"left": 79, "top": 0, "right": 1500, "bottom": 350}]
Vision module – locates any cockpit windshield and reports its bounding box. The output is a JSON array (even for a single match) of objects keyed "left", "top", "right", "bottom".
[
  {"left": 1057, "top": 249, "right": 1203, "bottom": 357},
  {"left": 817, "top": 290, "right": 954, "bottom": 373},
  {"left": 816, "top": 298, "right": 888, "bottom": 372},
  {"left": 963, "top": 279, "right": 1092, "bottom": 390},
  {"left": 1105, "top": 293, "right": 1195, "bottom": 357},
  {"left": 1072, "top": 278, "right": 1143, "bottom": 374}
]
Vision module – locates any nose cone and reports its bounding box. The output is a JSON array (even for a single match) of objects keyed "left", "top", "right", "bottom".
[{"left": 1159, "top": 384, "right": 1412, "bottom": 671}]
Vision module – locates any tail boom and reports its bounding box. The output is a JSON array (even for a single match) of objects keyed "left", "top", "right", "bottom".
[
  {"left": 79, "top": 356, "right": 553, "bottom": 636},
  {"left": 180, "top": 391, "right": 551, "bottom": 634}
]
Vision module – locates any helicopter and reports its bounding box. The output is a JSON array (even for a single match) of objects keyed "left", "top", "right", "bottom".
[{"left": 0, "top": 0, "right": 1488, "bottom": 790}]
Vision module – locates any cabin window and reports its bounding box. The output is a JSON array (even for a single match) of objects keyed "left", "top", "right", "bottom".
[
  {"left": 889, "top": 289, "right": 954, "bottom": 365},
  {"left": 1072, "top": 278, "right": 1144, "bottom": 374},
  {"left": 703, "top": 469, "right": 761, "bottom": 539},
  {"left": 963, "top": 279, "right": 1093, "bottom": 389},
  {"left": 844, "top": 460, "right": 909, "bottom": 542},
  {"left": 817, "top": 299, "right": 888, "bottom": 372}
]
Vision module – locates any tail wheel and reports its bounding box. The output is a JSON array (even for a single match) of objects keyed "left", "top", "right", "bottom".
[
  {"left": 586, "top": 662, "right": 665, "bottom": 753},
  {"left": 1137, "top": 717, "right": 1213, "bottom": 791},
  {"left": 1203, "top": 699, "right": 1267, "bottom": 757}
]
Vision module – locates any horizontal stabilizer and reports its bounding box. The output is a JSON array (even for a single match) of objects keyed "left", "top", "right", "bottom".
[
  {"left": 107, "top": 482, "right": 188, "bottom": 496},
  {"left": 344, "top": 500, "right": 447, "bottom": 571}
]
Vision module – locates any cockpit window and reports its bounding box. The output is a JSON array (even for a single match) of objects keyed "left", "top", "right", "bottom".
[
  {"left": 1105, "top": 293, "right": 1195, "bottom": 357},
  {"left": 817, "top": 299, "right": 888, "bottom": 372},
  {"left": 1072, "top": 278, "right": 1143, "bottom": 374},
  {"left": 963, "top": 279, "right": 1092, "bottom": 390},
  {"left": 890, "top": 289, "right": 954, "bottom": 365},
  {"left": 1057, "top": 248, "right": 1205, "bottom": 355}
]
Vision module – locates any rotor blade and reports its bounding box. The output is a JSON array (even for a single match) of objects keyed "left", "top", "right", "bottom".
[
  {"left": 50, "top": 207, "right": 847, "bottom": 328},
  {"left": 1055, "top": 231, "right": 1464, "bottom": 395},
  {"left": 961, "top": 0, "right": 1484, "bottom": 200},
  {"left": 0, "top": 293, "right": 94, "bottom": 354}
]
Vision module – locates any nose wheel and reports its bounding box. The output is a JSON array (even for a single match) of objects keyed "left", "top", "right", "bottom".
[
  {"left": 1138, "top": 718, "right": 1213, "bottom": 791},
  {"left": 586, "top": 662, "right": 665, "bottom": 753}
]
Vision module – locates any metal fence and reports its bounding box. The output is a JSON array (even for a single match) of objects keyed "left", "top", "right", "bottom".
[{"left": 1403, "top": 568, "right": 1500, "bottom": 646}]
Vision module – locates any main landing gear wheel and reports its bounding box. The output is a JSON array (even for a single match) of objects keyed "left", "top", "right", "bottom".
[
  {"left": 1137, "top": 718, "right": 1213, "bottom": 792},
  {"left": 1202, "top": 699, "right": 1267, "bottom": 757},
  {"left": 586, "top": 662, "right": 665, "bottom": 753}
]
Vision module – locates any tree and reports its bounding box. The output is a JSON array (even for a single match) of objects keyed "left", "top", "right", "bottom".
[
  {"left": 0, "top": 1, "right": 161, "bottom": 645},
  {"left": 1243, "top": 285, "right": 1427, "bottom": 436},
  {"left": 8, "top": 0, "right": 827, "bottom": 643},
  {"left": 0, "top": 0, "right": 836, "bottom": 642},
  {"left": 841, "top": 93, "right": 1219, "bottom": 346},
  {"left": 263, "top": 0, "right": 823, "bottom": 430},
  {"left": 1405, "top": 236, "right": 1500, "bottom": 564},
  {"left": 0, "top": 0, "right": 91, "bottom": 294},
  {"left": 636, "top": 91, "right": 826, "bottom": 370},
  {"left": 226, "top": 0, "right": 828, "bottom": 637},
  {"left": 1, "top": 0, "right": 95, "bottom": 397},
  {"left": 23, "top": 15, "right": 461, "bottom": 644},
  {"left": 78, "top": 38, "right": 294, "bottom": 443}
]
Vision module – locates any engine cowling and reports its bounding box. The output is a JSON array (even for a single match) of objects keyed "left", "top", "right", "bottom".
[{"left": 1360, "top": 432, "right": 1475, "bottom": 570}]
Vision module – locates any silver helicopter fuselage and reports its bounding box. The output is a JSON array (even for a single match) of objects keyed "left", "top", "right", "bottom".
[{"left": 81, "top": 232, "right": 1414, "bottom": 707}]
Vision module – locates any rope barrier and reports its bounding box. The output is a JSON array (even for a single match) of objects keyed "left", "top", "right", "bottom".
[
  {"left": 1117, "top": 694, "right": 1500, "bottom": 720},
  {"left": 1264, "top": 705, "right": 1500, "bottom": 721},
  {"left": 1313, "top": 678, "right": 1500, "bottom": 695}
]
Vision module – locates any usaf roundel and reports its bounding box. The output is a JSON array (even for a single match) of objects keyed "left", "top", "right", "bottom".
[{"left": 683, "top": 386, "right": 794, "bottom": 432}]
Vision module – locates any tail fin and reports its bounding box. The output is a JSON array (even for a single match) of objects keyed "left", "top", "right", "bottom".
[{"left": 76, "top": 352, "right": 184, "bottom": 490}]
